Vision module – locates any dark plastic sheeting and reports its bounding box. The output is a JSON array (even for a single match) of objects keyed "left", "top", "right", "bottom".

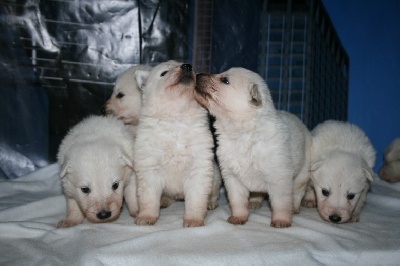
[{"left": 0, "top": 0, "right": 190, "bottom": 178}]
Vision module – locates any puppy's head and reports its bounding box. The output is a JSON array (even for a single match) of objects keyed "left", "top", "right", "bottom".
[
  {"left": 59, "top": 142, "right": 134, "bottom": 223},
  {"left": 194, "top": 68, "right": 274, "bottom": 121},
  {"left": 134, "top": 61, "right": 197, "bottom": 114},
  {"left": 378, "top": 138, "right": 400, "bottom": 183},
  {"left": 104, "top": 65, "right": 150, "bottom": 125},
  {"left": 311, "top": 151, "right": 373, "bottom": 223}
]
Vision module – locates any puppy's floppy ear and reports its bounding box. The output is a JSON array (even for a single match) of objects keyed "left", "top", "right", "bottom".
[
  {"left": 59, "top": 162, "right": 70, "bottom": 179},
  {"left": 119, "top": 152, "right": 134, "bottom": 170},
  {"left": 135, "top": 70, "right": 150, "bottom": 90},
  {"left": 311, "top": 160, "right": 324, "bottom": 172},
  {"left": 361, "top": 160, "right": 374, "bottom": 182},
  {"left": 249, "top": 83, "right": 262, "bottom": 107}
]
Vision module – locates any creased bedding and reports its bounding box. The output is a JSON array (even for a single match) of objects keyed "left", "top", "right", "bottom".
[{"left": 1, "top": 164, "right": 400, "bottom": 265}]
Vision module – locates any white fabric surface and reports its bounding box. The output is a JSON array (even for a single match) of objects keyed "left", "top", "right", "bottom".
[{"left": 1, "top": 163, "right": 400, "bottom": 265}]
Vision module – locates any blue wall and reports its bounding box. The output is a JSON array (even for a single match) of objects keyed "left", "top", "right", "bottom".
[{"left": 323, "top": 0, "right": 400, "bottom": 172}]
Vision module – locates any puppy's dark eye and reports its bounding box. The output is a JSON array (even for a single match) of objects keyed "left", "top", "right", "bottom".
[
  {"left": 160, "top": 71, "right": 168, "bottom": 77},
  {"left": 81, "top": 186, "right": 90, "bottom": 194},
  {"left": 112, "top": 182, "right": 119, "bottom": 191},
  {"left": 321, "top": 188, "right": 330, "bottom": 197},
  {"left": 221, "top": 77, "right": 229, "bottom": 84},
  {"left": 116, "top": 92, "right": 125, "bottom": 99},
  {"left": 347, "top": 193, "right": 355, "bottom": 200}
]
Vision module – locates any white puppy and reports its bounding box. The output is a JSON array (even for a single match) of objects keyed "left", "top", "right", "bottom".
[
  {"left": 133, "top": 60, "right": 215, "bottom": 227},
  {"left": 310, "top": 120, "right": 376, "bottom": 223},
  {"left": 57, "top": 115, "right": 138, "bottom": 228},
  {"left": 194, "top": 67, "right": 311, "bottom": 228},
  {"left": 378, "top": 137, "right": 400, "bottom": 183},
  {"left": 104, "top": 65, "right": 152, "bottom": 134}
]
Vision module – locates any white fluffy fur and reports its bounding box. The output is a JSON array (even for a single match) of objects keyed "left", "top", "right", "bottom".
[
  {"left": 309, "top": 120, "right": 376, "bottom": 223},
  {"left": 194, "top": 67, "right": 311, "bottom": 228},
  {"left": 133, "top": 60, "right": 215, "bottom": 227},
  {"left": 104, "top": 65, "right": 152, "bottom": 134},
  {"left": 57, "top": 115, "right": 138, "bottom": 228},
  {"left": 378, "top": 137, "right": 400, "bottom": 183}
]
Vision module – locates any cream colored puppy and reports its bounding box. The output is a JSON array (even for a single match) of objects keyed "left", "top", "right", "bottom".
[
  {"left": 194, "top": 68, "right": 311, "bottom": 228},
  {"left": 133, "top": 61, "right": 215, "bottom": 227},
  {"left": 57, "top": 115, "right": 138, "bottom": 228},
  {"left": 378, "top": 137, "right": 400, "bottom": 183},
  {"left": 104, "top": 65, "right": 152, "bottom": 133},
  {"left": 310, "top": 120, "right": 375, "bottom": 223}
]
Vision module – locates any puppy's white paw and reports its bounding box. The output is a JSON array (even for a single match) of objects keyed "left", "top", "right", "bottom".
[
  {"left": 160, "top": 196, "right": 175, "bottom": 209},
  {"left": 249, "top": 201, "right": 263, "bottom": 210},
  {"left": 227, "top": 215, "right": 248, "bottom": 225},
  {"left": 57, "top": 219, "right": 82, "bottom": 228},
  {"left": 183, "top": 219, "right": 204, "bottom": 227},
  {"left": 207, "top": 200, "right": 219, "bottom": 210},
  {"left": 350, "top": 214, "right": 360, "bottom": 222},
  {"left": 270, "top": 219, "right": 291, "bottom": 228},
  {"left": 135, "top": 215, "right": 158, "bottom": 225},
  {"left": 301, "top": 198, "right": 317, "bottom": 208}
]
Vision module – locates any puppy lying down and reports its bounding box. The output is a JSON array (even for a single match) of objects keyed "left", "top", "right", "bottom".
[
  {"left": 378, "top": 137, "right": 400, "bottom": 183},
  {"left": 308, "top": 120, "right": 376, "bottom": 223},
  {"left": 194, "top": 67, "right": 311, "bottom": 228},
  {"left": 57, "top": 115, "right": 138, "bottom": 228}
]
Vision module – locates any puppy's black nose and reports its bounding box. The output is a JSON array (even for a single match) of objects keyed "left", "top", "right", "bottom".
[
  {"left": 97, "top": 210, "right": 112, "bottom": 220},
  {"left": 181, "top": 64, "right": 192, "bottom": 71},
  {"left": 329, "top": 214, "right": 342, "bottom": 223}
]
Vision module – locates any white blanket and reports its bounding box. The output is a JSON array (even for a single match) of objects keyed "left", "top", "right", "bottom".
[{"left": 1, "top": 164, "right": 400, "bottom": 265}]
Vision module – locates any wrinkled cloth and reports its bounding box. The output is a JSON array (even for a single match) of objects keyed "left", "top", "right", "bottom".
[{"left": 1, "top": 164, "right": 400, "bottom": 265}]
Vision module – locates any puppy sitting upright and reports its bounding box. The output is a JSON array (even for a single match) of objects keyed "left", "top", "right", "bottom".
[
  {"left": 194, "top": 68, "right": 311, "bottom": 228},
  {"left": 133, "top": 61, "right": 214, "bottom": 227},
  {"left": 310, "top": 120, "right": 376, "bottom": 223},
  {"left": 57, "top": 116, "right": 138, "bottom": 228}
]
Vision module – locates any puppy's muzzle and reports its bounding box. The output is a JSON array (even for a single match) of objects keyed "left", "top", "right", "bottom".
[
  {"left": 329, "top": 214, "right": 342, "bottom": 223},
  {"left": 179, "top": 64, "right": 195, "bottom": 84},
  {"left": 97, "top": 210, "right": 112, "bottom": 220}
]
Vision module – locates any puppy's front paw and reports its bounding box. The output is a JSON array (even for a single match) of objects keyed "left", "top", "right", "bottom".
[
  {"left": 129, "top": 210, "right": 138, "bottom": 218},
  {"left": 183, "top": 219, "right": 204, "bottom": 227},
  {"left": 160, "top": 196, "right": 175, "bottom": 209},
  {"left": 301, "top": 199, "right": 316, "bottom": 208},
  {"left": 270, "top": 219, "right": 291, "bottom": 228},
  {"left": 350, "top": 214, "right": 360, "bottom": 223},
  {"left": 57, "top": 219, "right": 82, "bottom": 228},
  {"left": 227, "top": 215, "right": 248, "bottom": 225},
  {"left": 135, "top": 215, "right": 158, "bottom": 225},
  {"left": 207, "top": 201, "right": 219, "bottom": 210}
]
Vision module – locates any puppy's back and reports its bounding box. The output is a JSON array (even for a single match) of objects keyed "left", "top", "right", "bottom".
[
  {"left": 57, "top": 115, "right": 134, "bottom": 165},
  {"left": 311, "top": 120, "right": 375, "bottom": 168}
]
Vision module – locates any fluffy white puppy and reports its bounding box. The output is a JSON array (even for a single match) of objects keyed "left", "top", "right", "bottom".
[
  {"left": 104, "top": 65, "right": 152, "bottom": 133},
  {"left": 310, "top": 120, "right": 376, "bottom": 223},
  {"left": 57, "top": 115, "right": 138, "bottom": 228},
  {"left": 378, "top": 137, "right": 400, "bottom": 183},
  {"left": 133, "top": 60, "right": 215, "bottom": 227},
  {"left": 193, "top": 67, "right": 311, "bottom": 228}
]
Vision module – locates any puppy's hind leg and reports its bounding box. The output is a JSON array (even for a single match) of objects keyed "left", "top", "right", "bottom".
[
  {"left": 58, "top": 198, "right": 85, "bottom": 228},
  {"left": 301, "top": 183, "right": 316, "bottom": 208},
  {"left": 249, "top": 192, "right": 266, "bottom": 209}
]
